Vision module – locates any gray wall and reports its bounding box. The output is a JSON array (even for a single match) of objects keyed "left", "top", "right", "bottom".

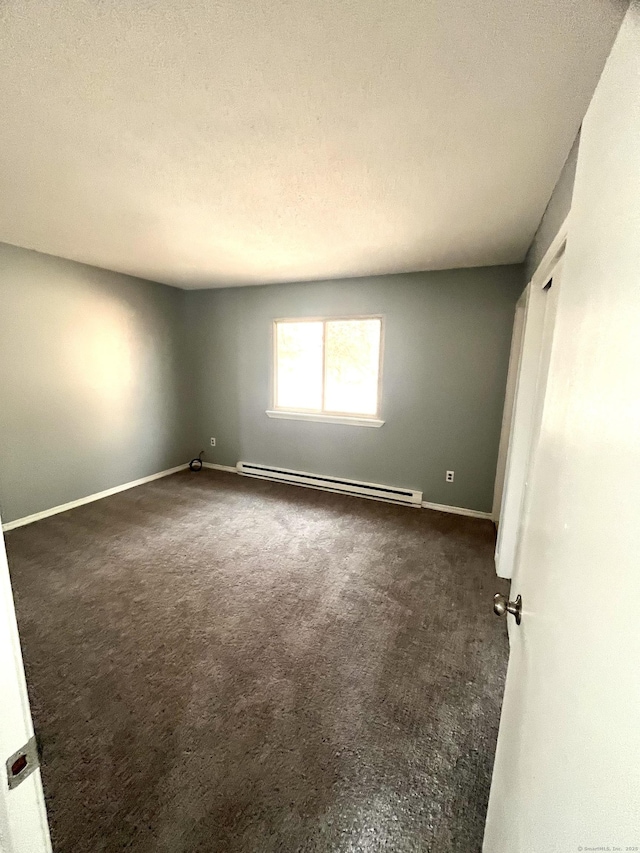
[
  {"left": 525, "top": 131, "right": 581, "bottom": 280},
  {"left": 185, "top": 266, "right": 524, "bottom": 513},
  {"left": 0, "top": 243, "right": 191, "bottom": 523},
  {"left": 0, "top": 245, "right": 523, "bottom": 519}
]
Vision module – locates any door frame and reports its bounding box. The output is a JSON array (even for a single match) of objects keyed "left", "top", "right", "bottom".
[
  {"left": 494, "top": 214, "right": 570, "bottom": 579},
  {"left": 0, "top": 515, "right": 52, "bottom": 852},
  {"left": 492, "top": 290, "right": 527, "bottom": 523}
]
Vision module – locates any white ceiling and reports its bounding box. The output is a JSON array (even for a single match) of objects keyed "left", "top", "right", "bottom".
[{"left": 0, "top": 0, "right": 627, "bottom": 289}]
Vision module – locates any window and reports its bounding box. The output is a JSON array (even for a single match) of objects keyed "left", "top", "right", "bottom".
[{"left": 268, "top": 317, "right": 384, "bottom": 427}]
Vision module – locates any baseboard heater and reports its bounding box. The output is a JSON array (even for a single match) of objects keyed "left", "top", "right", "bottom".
[{"left": 236, "top": 461, "right": 422, "bottom": 507}]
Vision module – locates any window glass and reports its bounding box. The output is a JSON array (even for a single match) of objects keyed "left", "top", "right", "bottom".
[
  {"left": 324, "top": 319, "right": 381, "bottom": 415},
  {"left": 275, "top": 321, "right": 323, "bottom": 411},
  {"left": 274, "top": 317, "right": 382, "bottom": 417}
]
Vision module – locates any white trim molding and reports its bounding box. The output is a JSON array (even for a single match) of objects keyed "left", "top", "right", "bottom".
[
  {"left": 421, "top": 500, "right": 493, "bottom": 520},
  {"left": 1, "top": 464, "right": 190, "bottom": 532},
  {"left": 202, "top": 462, "right": 490, "bottom": 519},
  {"left": 492, "top": 288, "right": 527, "bottom": 522},
  {"left": 530, "top": 212, "right": 570, "bottom": 291},
  {"left": 2, "top": 459, "right": 493, "bottom": 530},
  {"left": 494, "top": 216, "right": 570, "bottom": 577},
  {"left": 266, "top": 410, "right": 384, "bottom": 428}
]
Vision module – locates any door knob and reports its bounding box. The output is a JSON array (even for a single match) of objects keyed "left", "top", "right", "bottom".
[{"left": 493, "top": 593, "right": 522, "bottom": 625}]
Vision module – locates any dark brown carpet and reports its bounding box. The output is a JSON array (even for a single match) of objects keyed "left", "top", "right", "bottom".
[{"left": 5, "top": 470, "right": 509, "bottom": 852}]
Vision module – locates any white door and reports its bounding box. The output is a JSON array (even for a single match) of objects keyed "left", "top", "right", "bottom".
[
  {"left": 484, "top": 6, "right": 640, "bottom": 851},
  {"left": 0, "top": 516, "right": 52, "bottom": 852}
]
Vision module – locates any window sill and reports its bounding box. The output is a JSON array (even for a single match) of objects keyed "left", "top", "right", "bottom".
[{"left": 265, "top": 410, "right": 385, "bottom": 428}]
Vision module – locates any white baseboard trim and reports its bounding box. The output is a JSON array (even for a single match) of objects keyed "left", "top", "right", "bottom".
[
  {"left": 2, "top": 462, "right": 491, "bottom": 531},
  {"left": 201, "top": 463, "right": 490, "bottom": 519},
  {"left": 202, "top": 462, "right": 237, "bottom": 473},
  {"left": 2, "top": 464, "right": 190, "bottom": 532},
  {"left": 421, "top": 500, "right": 492, "bottom": 520}
]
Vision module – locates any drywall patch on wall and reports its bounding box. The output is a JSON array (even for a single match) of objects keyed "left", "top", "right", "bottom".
[{"left": 185, "top": 266, "right": 524, "bottom": 513}]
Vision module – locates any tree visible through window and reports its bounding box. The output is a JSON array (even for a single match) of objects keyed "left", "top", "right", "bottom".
[{"left": 274, "top": 317, "right": 382, "bottom": 417}]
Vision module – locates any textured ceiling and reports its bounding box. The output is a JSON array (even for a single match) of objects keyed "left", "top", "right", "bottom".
[{"left": 0, "top": 0, "right": 627, "bottom": 288}]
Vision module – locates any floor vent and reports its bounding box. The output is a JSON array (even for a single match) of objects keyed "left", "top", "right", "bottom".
[{"left": 236, "top": 462, "right": 422, "bottom": 507}]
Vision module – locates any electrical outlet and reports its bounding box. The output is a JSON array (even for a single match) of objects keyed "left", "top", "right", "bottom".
[
  {"left": 446, "top": 470, "right": 454, "bottom": 483},
  {"left": 210, "top": 437, "right": 216, "bottom": 447}
]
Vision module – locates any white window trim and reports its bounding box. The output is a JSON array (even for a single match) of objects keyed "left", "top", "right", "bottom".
[
  {"left": 270, "top": 315, "right": 385, "bottom": 427},
  {"left": 265, "top": 410, "right": 385, "bottom": 427}
]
